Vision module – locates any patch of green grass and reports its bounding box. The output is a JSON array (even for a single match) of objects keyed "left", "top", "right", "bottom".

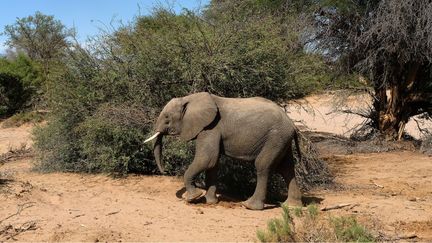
[
  {"left": 292, "top": 206, "right": 303, "bottom": 217},
  {"left": 257, "top": 204, "right": 295, "bottom": 242},
  {"left": 306, "top": 203, "right": 319, "bottom": 219},
  {"left": 257, "top": 203, "right": 375, "bottom": 242},
  {"left": 331, "top": 216, "right": 375, "bottom": 242}
]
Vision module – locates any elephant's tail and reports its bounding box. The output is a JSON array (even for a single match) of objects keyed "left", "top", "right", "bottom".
[{"left": 294, "top": 130, "right": 301, "bottom": 162}]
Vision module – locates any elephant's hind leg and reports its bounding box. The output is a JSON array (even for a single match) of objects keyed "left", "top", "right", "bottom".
[
  {"left": 242, "top": 137, "right": 286, "bottom": 210},
  {"left": 277, "top": 147, "right": 302, "bottom": 207}
]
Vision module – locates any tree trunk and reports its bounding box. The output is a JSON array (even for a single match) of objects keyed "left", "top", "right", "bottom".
[{"left": 374, "top": 63, "right": 419, "bottom": 140}]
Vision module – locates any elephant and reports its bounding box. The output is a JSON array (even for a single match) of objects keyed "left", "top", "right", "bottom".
[{"left": 144, "top": 92, "right": 302, "bottom": 210}]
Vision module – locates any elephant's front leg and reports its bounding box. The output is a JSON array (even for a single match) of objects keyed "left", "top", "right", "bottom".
[
  {"left": 204, "top": 166, "right": 219, "bottom": 204},
  {"left": 184, "top": 130, "right": 220, "bottom": 202}
]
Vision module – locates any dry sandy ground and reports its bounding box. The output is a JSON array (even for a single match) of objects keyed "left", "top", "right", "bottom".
[
  {"left": 318, "top": 152, "right": 432, "bottom": 240},
  {"left": 1, "top": 93, "right": 431, "bottom": 241},
  {"left": 1, "top": 149, "right": 431, "bottom": 241},
  {"left": 287, "top": 92, "right": 432, "bottom": 139},
  {"left": 0, "top": 124, "right": 33, "bottom": 154},
  {"left": 1, "top": 159, "right": 281, "bottom": 242}
]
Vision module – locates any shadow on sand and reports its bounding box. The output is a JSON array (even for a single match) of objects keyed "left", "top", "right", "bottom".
[{"left": 175, "top": 186, "right": 324, "bottom": 210}]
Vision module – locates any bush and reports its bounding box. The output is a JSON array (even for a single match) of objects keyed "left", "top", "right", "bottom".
[
  {"left": 0, "top": 73, "right": 28, "bottom": 116},
  {"left": 331, "top": 216, "right": 375, "bottom": 242},
  {"left": 257, "top": 204, "right": 375, "bottom": 242},
  {"left": 257, "top": 204, "right": 295, "bottom": 242},
  {"left": 34, "top": 3, "right": 334, "bottom": 184},
  {"left": 0, "top": 54, "right": 43, "bottom": 117}
]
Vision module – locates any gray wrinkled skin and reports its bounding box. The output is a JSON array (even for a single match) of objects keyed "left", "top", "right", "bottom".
[{"left": 151, "top": 92, "right": 302, "bottom": 210}]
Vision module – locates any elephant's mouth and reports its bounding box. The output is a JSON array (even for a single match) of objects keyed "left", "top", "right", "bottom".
[{"left": 167, "top": 127, "right": 178, "bottom": 135}]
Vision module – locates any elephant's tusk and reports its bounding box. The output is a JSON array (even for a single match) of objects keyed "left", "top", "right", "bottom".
[{"left": 144, "top": 132, "right": 161, "bottom": 143}]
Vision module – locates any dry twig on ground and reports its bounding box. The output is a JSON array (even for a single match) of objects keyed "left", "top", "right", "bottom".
[
  {"left": 0, "top": 144, "right": 33, "bottom": 164},
  {"left": 0, "top": 221, "right": 38, "bottom": 241},
  {"left": 320, "top": 203, "right": 359, "bottom": 211},
  {"left": 0, "top": 202, "right": 35, "bottom": 224}
]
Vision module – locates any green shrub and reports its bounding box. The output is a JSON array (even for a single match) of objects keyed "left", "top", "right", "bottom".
[
  {"left": 33, "top": 115, "right": 83, "bottom": 172},
  {"left": 331, "top": 216, "right": 375, "bottom": 242},
  {"left": 257, "top": 203, "right": 375, "bottom": 242},
  {"left": 0, "top": 54, "right": 43, "bottom": 117},
  {"left": 0, "top": 73, "right": 28, "bottom": 116},
  {"left": 34, "top": 3, "right": 336, "bottom": 184},
  {"left": 257, "top": 204, "right": 295, "bottom": 242},
  {"left": 0, "top": 53, "right": 43, "bottom": 88},
  {"left": 306, "top": 203, "right": 319, "bottom": 219}
]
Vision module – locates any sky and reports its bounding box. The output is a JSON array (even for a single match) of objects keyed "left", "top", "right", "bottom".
[{"left": 0, "top": 0, "right": 210, "bottom": 54}]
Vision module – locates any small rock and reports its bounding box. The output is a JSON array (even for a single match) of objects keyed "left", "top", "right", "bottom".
[
  {"left": 196, "top": 209, "right": 204, "bottom": 214},
  {"left": 408, "top": 197, "right": 419, "bottom": 202}
]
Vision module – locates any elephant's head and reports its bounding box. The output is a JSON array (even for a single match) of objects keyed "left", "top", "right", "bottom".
[{"left": 144, "top": 92, "right": 218, "bottom": 174}]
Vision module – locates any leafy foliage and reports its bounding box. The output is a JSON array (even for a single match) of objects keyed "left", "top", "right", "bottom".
[
  {"left": 257, "top": 204, "right": 295, "bottom": 242},
  {"left": 331, "top": 216, "right": 375, "bottom": 242},
  {"left": 257, "top": 203, "right": 375, "bottom": 242},
  {"left": 34, "top": 2, "right": 334, "bottom": 176},
  {"left": 0, "top": 54, "right": 43, "bottom": 115},
  {"left": 1, "top": 12, "right": 67, "bottom": 114},
  {"left": 3, "top": 11, "right": 74, "bottom": 62},
  {"left": 0, "top": 53, "right": 42, "bottom": 88},
  {"left": 0, "top": 73, "right": 26, "bottom": 116}
]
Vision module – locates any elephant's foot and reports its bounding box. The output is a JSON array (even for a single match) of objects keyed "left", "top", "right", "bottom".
[
  {"left": 242, "top": 198, "right": 264, "bottom": 210},
  {"left": 204, "top": 194, "right": 218, "bottom": 204},
  {"left": 286, "top": 179, "right": 303, "bottom": 207},
  {"left": 185, "top": 188, "right": 204, "bottom": 202},
  {"left": 285, "top": 196, "right": 303, "bottom": 207}
]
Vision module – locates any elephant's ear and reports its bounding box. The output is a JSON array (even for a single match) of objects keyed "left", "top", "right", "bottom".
[{"left": 180, "top": 92, "right": 218, "bottom": 141}]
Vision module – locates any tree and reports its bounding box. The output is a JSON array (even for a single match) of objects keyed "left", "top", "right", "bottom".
[
  {"left": 3, "top": 12, "right": 74, "bottom": 72},
  {"left": 0, "top": 53, "right": 43, "bottom": 113},
  {"left": 317, "top": 0, "right": 432, "bottom": 140}
]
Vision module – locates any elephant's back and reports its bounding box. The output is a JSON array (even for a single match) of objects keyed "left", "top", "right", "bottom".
[
  {"left": 212, "top": 95, "right": 287, "bottom": 120},
  {"left": 212, "top": 95, "right": 294, "bottom": 160}
]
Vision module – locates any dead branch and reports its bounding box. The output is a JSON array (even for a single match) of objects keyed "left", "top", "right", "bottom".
[
  {"left": 0, "top": 145, "right": 34, "bottom": 164},
  {"left": 396, "top": 233, "right": 417, "bottom": 240},
  {"left": 106, "top": 210, "right": 121, "bottom": 216},
  {"left": 320, "top": 203, "right": 356, "bottom": 211},
  {"left": 348, "top": 204, "right": 360, "bottom": 210},
  {"left": 370, "top": 181, "right": 384, "bottom": 188},
  {"left": 73, "top": 214, "right": 85, "bottom": 218},
  {"left": 329, "top": 109, "right": 371, "bottom": 119},
  {"left": 0, "top": 202, "right": 35, "bottom": 223},
  {"left": 0, "top": 221, "right": 38, "bottom": 241},
  {"left": 413, "top": 117, "right": 431, "bottom": 136}
]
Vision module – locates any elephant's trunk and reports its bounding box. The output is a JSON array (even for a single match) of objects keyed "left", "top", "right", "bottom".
[{"left": 153, "top": 135, "right": 165, "bottom": 174}]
